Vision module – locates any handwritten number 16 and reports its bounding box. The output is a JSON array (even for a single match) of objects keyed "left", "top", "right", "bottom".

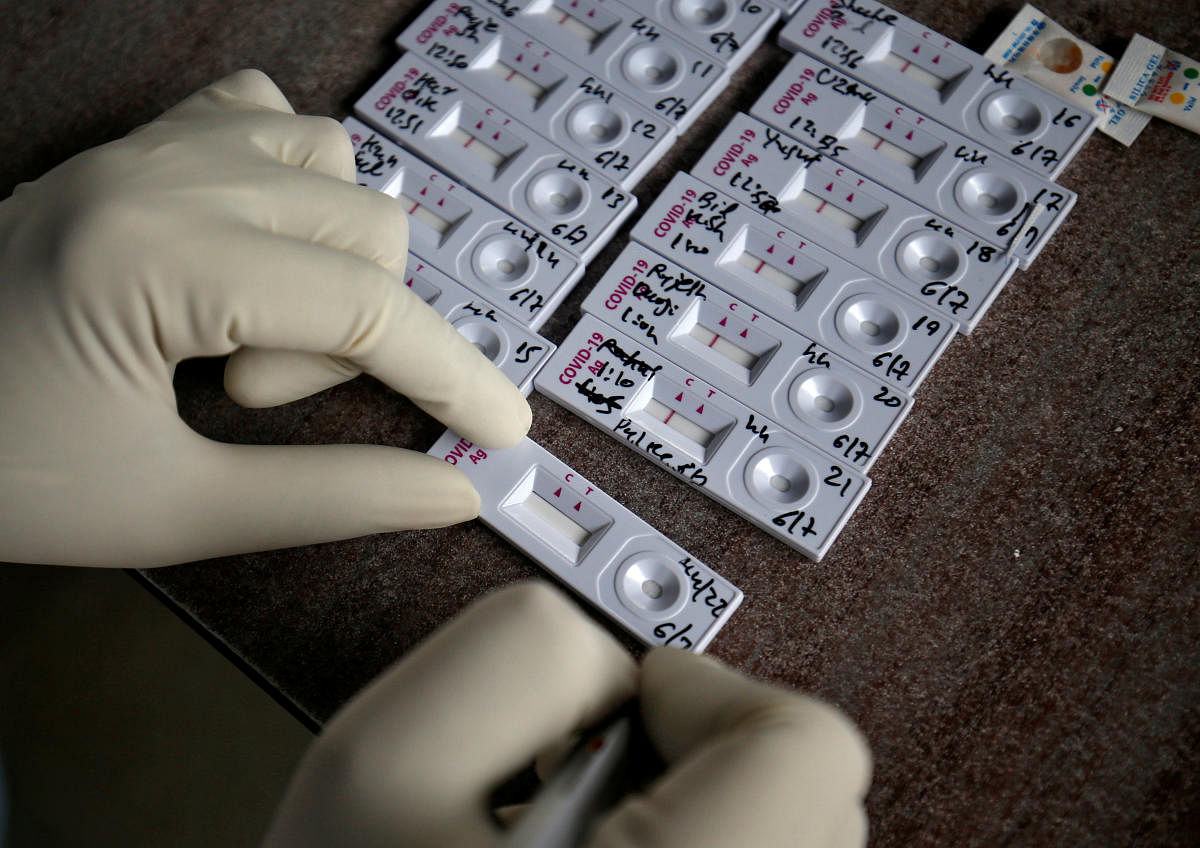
[{"left": 1052, "top": 107, "right": 1082, "bottom": 128}]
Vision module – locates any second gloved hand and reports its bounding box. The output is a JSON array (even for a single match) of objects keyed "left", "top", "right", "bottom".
[
  {"left": 0, "top": 70, "right": 531, "bottom": 567},
  {"left": 264, "top": 582, "right": 872, "bottom": 848}
]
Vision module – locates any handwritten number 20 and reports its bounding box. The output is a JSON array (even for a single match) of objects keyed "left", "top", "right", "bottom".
[{"left": 873, "top": 386, "right": 903, "bottom": 408}]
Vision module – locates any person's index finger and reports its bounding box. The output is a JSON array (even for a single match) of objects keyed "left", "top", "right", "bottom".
[
  {"left": 155, "top": 223, "right": 529, "bottom": 447},
  {"left": 205, "top": 68, "right": 296, "bottom": 113},
  {"left": 159, "top": 69, "right": 297, "bottom": 120},
  {"left": 269, "top": 114, "right": 357, "bottom": 182},
  {"left": 227, "top": 164, "right": 411, "bottom": 272},
  {"left": 156, "top": 72, "right": 356, "bottom": 181},
  {"left": 219, "top": 110, "right": 357, "bottom": 182}
]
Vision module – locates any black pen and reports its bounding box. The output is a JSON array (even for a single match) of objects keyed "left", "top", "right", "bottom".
[{"left": 502, "top": 705, "right": 659, "bottom": 848}]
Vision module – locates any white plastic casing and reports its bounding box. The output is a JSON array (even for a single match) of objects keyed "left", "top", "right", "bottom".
[
  {"left": 764, "top": 0, "right": 807, "bottom": 15},
  {"left": 396, "top": 1, "right": 678, "bottom": 188},
  {"left": 429, "top": 431, "right": 743, "bottom": 649},
  {"left": 641, "top": 0, "right": 779, "bottom": 67},
  {"left": 631, "top": 172, "right": 977, "bottom": 354},
  {"left": 585, "top": 242, "right": 953, "bottom": 393},
  {"left": 574, "top": 249, "right": 913, "bottom": 470},
  {"left": 534, "top": 315, "right": 871, "bottom": 559},
  {"left": 691, "top": 113, "right": 1017, "bottom": 332},
  {"left": 580, "top": 248, "right": 924, "bottom": 454},
  {"left": 780, "top": 0, "right": 1096, "bottom": 179},
  {"left": 356, "top": 55, "right": 636, "bottom": 263},
  {"left": 749, "top": 52, "right": 1078, "bottom": 268},
  {"left": 497, "top": 0, "right": 733, "bottom": 133},
  {"left": 404, "top": 256, "right": 556, "bottom": 394},
  {"left": 345, "top": 118, "right": 582, "bottom": 330}
]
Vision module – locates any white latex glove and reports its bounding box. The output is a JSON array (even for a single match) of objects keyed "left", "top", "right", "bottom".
[
  {"left": 264, "top": 582, "right": 871, "bottom": 848},
  {"left": 0, "top": 70, "right": 530, "bottom": 567}
]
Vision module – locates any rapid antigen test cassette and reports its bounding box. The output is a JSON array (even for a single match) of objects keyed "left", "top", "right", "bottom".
[
  {"left": 429, "top": 431, "right": 743, "bottom": 649},
  {"left": 404, "top": 256, "right": 556, "bottom": 394},
  {"left": 345, "top": 118, "right": 582, "bottom": 330},
  {"left": 768, "top": 0, "right": 808, "bottom": 14},
  {"left": 750, "top": 52, "right": 1077, "bottom": 268},
  {"left": 579, "top": 248, "right": 919, "bottom": 457},
  {"left": 586, "top": 242, "right": 954, "bottom": 393},
  {"left": 691, "top": 113, "right": 1018, "bottom": 332},
  {"left": 574, "top": 257, "right": 914, "bottom": 468},
  {"left": 779, "top": 0, "right": 1096, "bottom": 179},
  {"left": 638, "top": 0, "right": 779, "bottom": 67},
  {"left": 534, "top": 315, "right": 871, "bottom": 558},
  {"left": 493, "top": 0, "right": 733, "bottom": 133},
  {"left": 631, "top": 172, "right": 975, "bottom": 343},
  {"left": 396, "top": 1, "right": 678, "bottom": 188},
  {"left": 356, "top": 54, "right": 636, "bottom": 263}
]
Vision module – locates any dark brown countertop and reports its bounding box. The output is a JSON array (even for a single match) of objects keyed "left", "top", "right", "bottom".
[{"left": 4, "top": 0, "right": 1199, "bottom": 844}]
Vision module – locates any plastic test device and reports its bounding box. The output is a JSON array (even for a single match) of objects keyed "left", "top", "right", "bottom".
[
  {"left": 585, "top": 241, "right": 953, "bottom": 394},
  {"left": 355, "top": 53, "right": 636, "bottom": 264},
  {"left": 580, "top": 245, "right": 923, "bottom": 460},
  {"left": 492, "top": 0, "right": 734, "bottom": 134},
  {"left": 630, "top": 172, "right": 965, "bottom": 372},
  {"left": 347, "top": 119, "right": 555, "bottom": 393},
  {"left": 691, "top": 112, "right": 1018, "bottom": 332},
  {"left": 749, "top": 51, "right": 1077, "bottom": 269},
  {"left": 768, "top": 0, "right": 808, "bottom": 15},
  {"left": 396, "top": 1, "right": 678, "bottom": 189},
  {"left": 607, "top": 224, "right": 958, "bottom": 391},
  {"left": 779, "top": 0, "right": 1096, "bottom": 180},
  {"left": 345, "top": 117, "right": 582, "bottom": 331},
  {"left": 428, "top": 430, "right": 743, "bottom": 650},
  {"left": 534, "top": 314, "right": 871, "bottom": 559},
  {"left": 576, "top": 246, "right": 913, "bottom": 471},
  {"left": 636, "top": 0, "right": 779, "bottom": 67},
  {"left": 404, "top": 256, "right": 556, "bottom": 394}
]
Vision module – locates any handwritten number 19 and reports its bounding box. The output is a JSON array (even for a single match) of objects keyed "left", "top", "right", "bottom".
[{"left": 912, "top": 315, "right": 941, "bottom": 336}]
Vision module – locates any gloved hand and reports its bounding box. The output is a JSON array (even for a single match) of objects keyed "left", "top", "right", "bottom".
[
  {"left": 0, "top": 70, "right": 530, "bottom": 567},
  {"left": 264, "top": 582, "right": 871, "bottom": 848}
]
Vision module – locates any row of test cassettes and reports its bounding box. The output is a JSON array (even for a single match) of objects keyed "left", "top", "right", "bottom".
[
  {"left": 343, "top": 0, "right": 1094, "bottom": 651},
  {"left": 345, "top": 0, "right": 784, "bottom": 651}
]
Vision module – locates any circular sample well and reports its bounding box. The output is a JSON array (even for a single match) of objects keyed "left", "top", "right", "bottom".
[
  {"left": 980, "top": 91, "right": 1046, "bottom": 137},
  {"left": 527, "top": 170, "right": 586, "bottom": 219},
  {"left": 566, "top": 101, "right": 625, "bottom": 147},
  {"left": 622, "top": 44, "right": 681, "bottom": 90},
  {"left": 471, "top": 235, "right": 531, "bottom": 288},
  {"left": 837, "top": 294, "right": 906, "bottom": 350},
  {"left": 452, "top": 318, "right": 504, "bottom": 363},
  {"left": 673, "top": 0, "right": 729, "bottom": 27},
  {"left": 788, "top": 371, "right": 858, "bottom": 427},
  {"left": 743, "top": 447, "right": 816, "bottom": 509},
  {"left": 954, "top": 170, "right": 1022, "bottom": 218},
  {"left": 896, "top": 232, "right": 964, "bottom": 282},
  {"left": 615, "top": 552, "right": 687, "bottom": 620}
]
